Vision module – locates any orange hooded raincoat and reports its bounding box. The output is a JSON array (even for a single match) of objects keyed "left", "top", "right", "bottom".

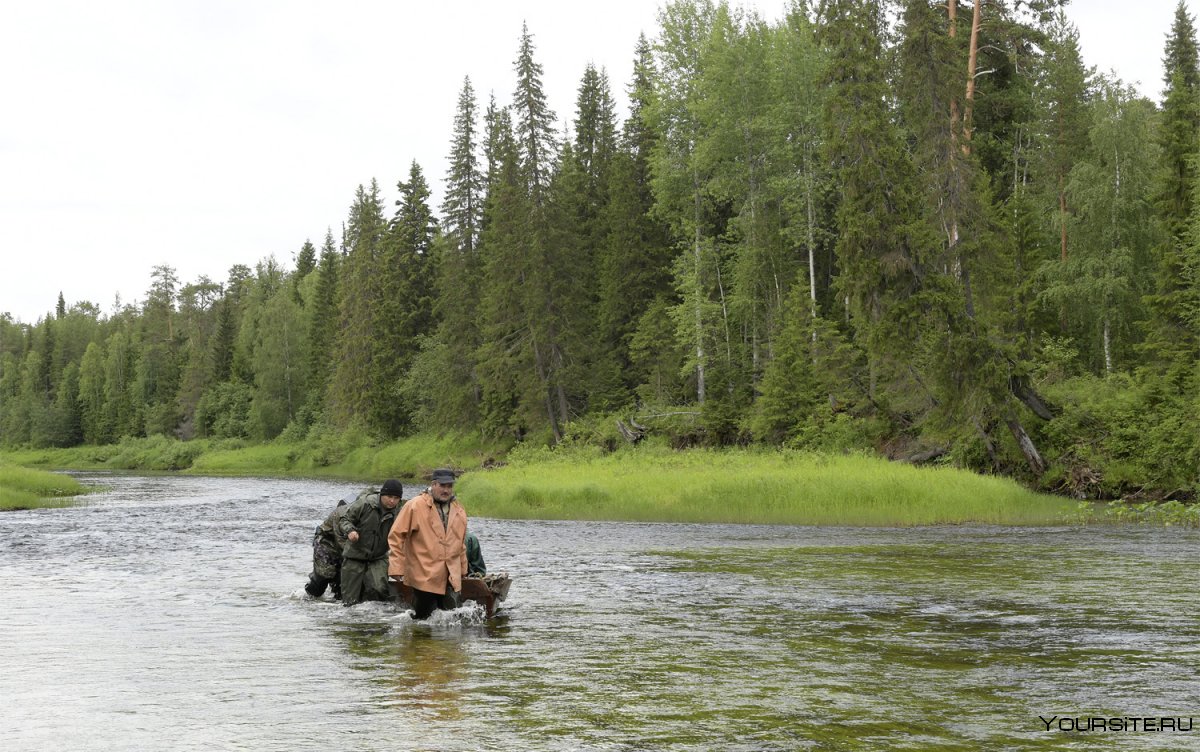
[{"left": 387, "top": 491, "right": 468, "bottom": 594}]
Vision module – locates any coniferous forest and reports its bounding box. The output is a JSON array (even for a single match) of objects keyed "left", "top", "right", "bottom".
[{"left": 1, "top": 0, "right": 1197, "bottom": 500}]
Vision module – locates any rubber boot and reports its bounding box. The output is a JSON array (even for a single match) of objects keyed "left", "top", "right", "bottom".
[{"left": 305, "top": 573, "right": 328, "bottom": 598}]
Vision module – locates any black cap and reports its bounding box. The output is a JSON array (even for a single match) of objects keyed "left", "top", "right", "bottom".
[
  {"left": 380, "top": 479, "right": 404, "bottom": 497},
  {"left": 431, "top": 468, "right": 456, "bottom": 485}
]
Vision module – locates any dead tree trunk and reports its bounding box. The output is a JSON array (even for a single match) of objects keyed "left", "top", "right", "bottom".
[
  {"left": 1006, "top": 413, "right": 1046, "bottom": 476},
  {"left": 962, "top": 0, "right": 982, "bottom": 152},
  {"left": 948, "top": 0, "right": 959, "bottom": 142}
]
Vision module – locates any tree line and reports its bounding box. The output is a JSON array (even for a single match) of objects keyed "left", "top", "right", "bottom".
[{"left": 2, "top": 0, "right": 1197, "bottom": 497}]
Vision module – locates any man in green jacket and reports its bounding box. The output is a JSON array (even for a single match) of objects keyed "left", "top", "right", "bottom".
[
  {"left": 337, "top": 479, "right": 403, "bottom": 606},
  {"left": 466, "top": 530, "right": 487, "bottom": 576}
]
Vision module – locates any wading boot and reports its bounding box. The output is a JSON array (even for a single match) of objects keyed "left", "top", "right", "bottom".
[{"left": 304, "top": 574, "right": 328, "bottom": 598}]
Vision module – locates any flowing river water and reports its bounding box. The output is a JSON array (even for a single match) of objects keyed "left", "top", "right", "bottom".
[{"left": 0, "top": 473, "right": 1196, "bottom": 751}]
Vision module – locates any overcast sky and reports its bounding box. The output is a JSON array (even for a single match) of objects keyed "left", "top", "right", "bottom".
[{"left": 1, "top": 0, "right": 1192, "bottom": 324}]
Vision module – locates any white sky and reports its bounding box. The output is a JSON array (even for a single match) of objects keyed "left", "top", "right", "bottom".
[{"left": 0, "top": 0, "right": 1191, "bottom": 324}]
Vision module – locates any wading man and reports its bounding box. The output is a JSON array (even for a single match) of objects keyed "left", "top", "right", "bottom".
[
  {"left": 337, "top": 479, "right": 403, "bottom": 606},
  {"left": 388, "top": 468, "right": 468, "bottom": 619},
  {"left": 304, "top": 493, "right": 353, "bottom": 599}
]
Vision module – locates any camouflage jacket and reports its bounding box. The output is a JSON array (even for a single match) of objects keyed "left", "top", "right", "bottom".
[{"left": 315, "top": 502, "right": 350, "bottom": 551}]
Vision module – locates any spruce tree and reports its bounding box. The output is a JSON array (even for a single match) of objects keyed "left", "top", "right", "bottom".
[
  {"left": 306, "top": 229, "right": 340, "bottom": 408},
  {"left": 482, "top": 23, "right": 575, "bottom": 441},
  {"left": 1145, "top": 1, "right": 1200, "bottom": 368},
  {"left": 822, "top": 0, "right": 928, "bottom": 368},
  {"left": 443, "top": 77, "right": 485, "bottom": 257},
  {"left": 210, "top": 297, "right": 237, "bottom": 384},
  {"left": 326, "top": 181, "right": 387, "bottom": 429},
  {"left": 295, "top": 240, "right": 317, "bottom": 282},
  {"left": 18, "top": 350, "right": 51, "bottom": 446},
  {"left": 892, "top": 0, "right": 1053, "bottom": 473},
  {"left": 35, "top": 317, "right": 55, "bottom": 398},
  {"left": 1158, "top": 0, "right": 1200, "bottom": 241},
  {"left": 513, "top": 22, "right": 559, "bottom": 206},
  {"left": 476, "top": 112, "right": 534, "bottom": 439},
  {"left": 545, "top": 140, "right": 602, "bottom": 415},
  {"left": 598, "top": 34, "right": 675, "bottom": 402},
  {"left": 292, "top": 239, "right": 317, "bottom": 306},
  {"left": 415, "top": 80, "right": 489, "bottom": 430},
  {"left": 1038, "top": 11, "right": 1091, "bottom": 268},
  {"left": 557, "top": 64, "right": 620, "bottom": 409},
  {"left": 222, "top": 264, "right": 255, "bottom": 385},
  {"left": 372, "top": 161, "right": 437, "bottom": 436},
  {"left": 51, "top": 361, "right": 83, "bottom": 446},
  {"left": 483, "top": 94, "right": 507, "bottom": 194},
  {"left": 573, "top": 64, "right": 617, "bottom": 202}
]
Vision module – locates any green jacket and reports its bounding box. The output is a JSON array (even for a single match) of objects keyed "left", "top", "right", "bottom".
[
  {"left": 466, "top": 531, "right": 486, "bottom": 576},
  {"left": 337, "top": 491, "right": 398, "bottom": 562}
]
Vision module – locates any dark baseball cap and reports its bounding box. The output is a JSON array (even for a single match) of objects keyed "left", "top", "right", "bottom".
[{"left": 431, "top": 468, "right": 456, "bottom": 485}]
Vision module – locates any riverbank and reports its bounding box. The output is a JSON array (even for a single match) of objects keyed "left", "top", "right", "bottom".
[
  {"left": 0, "top": 432, "right": 502, "bottom": 481},
  {"left": 1, "top": 436, "right": 1078, "bottom": 525},
  {"left": 8, "top": 435, "right": 1174, "bottom": 526},
  {"left": 0, "top": 462, "right": 87, "bottom": 510},
  {"left": 459, "top": 445, "right": 1076, "bottom": 526}
]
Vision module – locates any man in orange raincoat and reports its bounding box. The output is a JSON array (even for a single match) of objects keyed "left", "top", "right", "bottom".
[{"left": 388, "top": 468, "right": 468, "bottom": 619}]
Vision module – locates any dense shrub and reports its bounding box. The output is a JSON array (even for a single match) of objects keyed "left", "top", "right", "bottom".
[{"left": 1040, "top": 373, "right": 1199, "bottom": 499}]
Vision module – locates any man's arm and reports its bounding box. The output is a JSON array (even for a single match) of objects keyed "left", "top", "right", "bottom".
[
  {"left": 339, "top": 499, "right": 363, "bottom": 542},
  {"left": 455, "top": 507, "right": 469, "bottom": 580},
  {"left": 388, "top": 502, "right": 412, "bottom": 577}
]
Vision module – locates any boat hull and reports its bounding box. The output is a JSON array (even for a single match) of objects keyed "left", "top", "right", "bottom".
[{"left": 388, "top": 574, "right": 511, "bottom": 617}]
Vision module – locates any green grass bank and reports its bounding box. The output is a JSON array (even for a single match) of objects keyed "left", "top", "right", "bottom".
[
  {"left": 0, "top": 432, "right": 504, "bottom": 482},
  {"left": 0, "top": 436, "right": 1095, "bottom": 525},
  {"left": 0, "top": 462, "right": 87, "bottom": 510},
  {"left": 458, "top": 445, "right": 1077, "bottom": 526}
]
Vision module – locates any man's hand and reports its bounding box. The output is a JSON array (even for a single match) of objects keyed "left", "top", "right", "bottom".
[{"left": 348, "top": 530, "right": 359, "bottom": 543}]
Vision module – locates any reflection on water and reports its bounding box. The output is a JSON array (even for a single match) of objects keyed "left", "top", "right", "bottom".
[
  {"left": 333, "top": 612, "right": 502, "bottom": 721},
  {"left": 380, "top": 627, "right": 469, "bottom": 718},
  {"left": 0, "top": 472, "right": 1196, "bottom": 751}
]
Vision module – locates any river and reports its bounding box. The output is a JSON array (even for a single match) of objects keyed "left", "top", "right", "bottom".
[{"left": 0, "top": 473, "right": 1196, "bottom": 751}]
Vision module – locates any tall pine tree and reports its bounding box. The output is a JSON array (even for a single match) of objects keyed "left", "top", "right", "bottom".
[
  {"left": 1145, "top": 1, "right": 1200, "bottom": 369},
  {"left": 327, "top": 181, "right": 387, "bottom": 429}
]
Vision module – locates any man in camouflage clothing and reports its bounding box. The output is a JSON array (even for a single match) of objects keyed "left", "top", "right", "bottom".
[{"left": 304, "top": 492, "right": 355, "bottom": 599}]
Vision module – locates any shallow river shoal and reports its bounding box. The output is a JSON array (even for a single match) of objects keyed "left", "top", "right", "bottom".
[{"left": 0, "top": 473, "right": 1196, "bottom": 751}]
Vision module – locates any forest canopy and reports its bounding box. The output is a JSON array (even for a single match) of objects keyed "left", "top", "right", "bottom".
[{"left": 1, "top": 0, "right": 1197, "bottom": 500}]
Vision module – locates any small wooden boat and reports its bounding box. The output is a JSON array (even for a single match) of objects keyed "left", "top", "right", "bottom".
[{"left": 389, "top": 573, "right": 512, "bottom": 618}]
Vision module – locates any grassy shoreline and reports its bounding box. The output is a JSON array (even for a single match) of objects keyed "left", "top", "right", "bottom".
[
  {"left": 460, "top": 445, "right": 1076, "bottom": 526},
  {"left": 1, "top": 436, "right": 1082, "bottom": 526},
  {"left": 0, "top": 432, "right": 503, "bottom": 482},
  {"left": 0, "top": 462, "right": 87, "bottom": 510}
]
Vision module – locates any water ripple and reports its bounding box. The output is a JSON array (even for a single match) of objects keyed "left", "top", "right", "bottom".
[{"left": 0, "top": 474, "right": 1196, "bottom": 751}]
